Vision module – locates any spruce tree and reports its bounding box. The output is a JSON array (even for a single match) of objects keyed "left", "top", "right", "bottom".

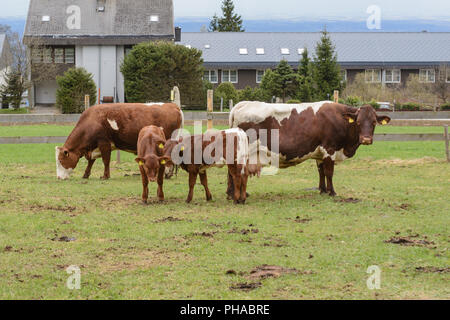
[
  {"left": 260, "top": 60, "right": 298, "bottom": 103},
  {"left": 209, "top": 0, "right": 244, "bottom": 32},
  {"left": 312, "top": 30, "right": 344, "bottom": 100},
  {"left": 297, "top": 48, "right": 314, "bottom": 102}
]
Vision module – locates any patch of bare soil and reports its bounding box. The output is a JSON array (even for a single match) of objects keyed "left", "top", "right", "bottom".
[
  {"left": 288, "top": 216, "right": 312, "bottom": 224},
  {"left": 228, "top": 227, "right": 259, "bottom": 235},
  {"left": 30, "top": 204, "right": 77, "bottom": 212},
  {"left": 335, "top": 198, "right": 361, "bottom": 204},
  {"left": 374, "top": 157, "right": 441, "bottom": 166},
  {"left": 154, "top": 216, "right": 184, "bottom": 223},
  {"left": 248, "top": 265, "right": 301, "bottom": 280},
  {"left": 191, "top": 231, "right": 217, "bottom": 238},
  {"left": 415, "top": 266, "right": 449, "bottom": 273},
  {"left": 385, "top": 235, "right": 435, "bottom": 248},
  {"left": 230, "top": 282, "right": 262, "bottom": 291},
  {"left": 51, "top": 236, "right": 76, "bottom": 242}
]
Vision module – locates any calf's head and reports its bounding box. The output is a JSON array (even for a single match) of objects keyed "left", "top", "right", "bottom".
[
  {"left": 343, "top": 105, "right": 391, "bottom": 145},
  {"left": 55, "top": 146, "right": 79, "bottom": 180},
  {"left": 135, "top": 140, "right": 170, "bottom": 182}
]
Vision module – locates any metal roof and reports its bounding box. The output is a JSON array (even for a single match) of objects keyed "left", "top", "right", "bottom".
[
  {"left": 180, "top": 32, "right": 450, "bottom": 68},
  {"left": 24, "top": 0, "right": 174, "bottom": 45}
]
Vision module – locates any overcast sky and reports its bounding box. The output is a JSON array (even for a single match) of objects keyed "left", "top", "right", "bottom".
[{"left": 2, "top": 0, "right": 450, "bottom": 20}]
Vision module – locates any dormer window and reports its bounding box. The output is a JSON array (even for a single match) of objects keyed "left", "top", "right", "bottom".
[
  {"left": 239, "top": 48, "right": 248, "bottom": 55},
  {"left": 281, "top": 48, "right": 290, "bottom": 55},
  {"left": 149, "top": 15, "right": 159, "bottom": 22},
  {"left": 97, "top": 6, "right": 105, "bottom": 12},
  {"left": 204, "top": 44, "right": 211, "bottom": 49},
  {"left": 256, "top": 48, "right": 265, "bottom": 55},
  {"left": 298, "top": 48, "right": 305, "bottom": 55},
  {"left": 42, "top": 16, "right": 50, "bottom": 22}
]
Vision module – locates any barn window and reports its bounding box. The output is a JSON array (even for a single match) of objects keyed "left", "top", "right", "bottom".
[
  {"left": 281, "top": 48, "right": 290, "bottom": 55},
  {"left": 256, "top": 70, "right": 265, "bottom": 83},
  {"left": 222, "top": 70, "right": 238, "bottom": 83},
  {"left": 239, "top": 48, "right": 248, "bottom": 55},
  {"left": 256, "top": 48, "right": 265, "bottom": 55},
  {"left": 204, "top": 70, "right": 218, "bottom": 83},
  {"left": 384, "top": 69, "right": 401, "bottom": 83},
  {"left": 419, "top": 69, "right": 435, "bottom": 83},
  {"left": 365, "top": 69, "right": 381, "bottom": 83}
]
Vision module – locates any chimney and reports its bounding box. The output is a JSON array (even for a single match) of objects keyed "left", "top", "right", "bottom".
[{"left": 175, "top": 27, "right": 181, "bottom": 42}]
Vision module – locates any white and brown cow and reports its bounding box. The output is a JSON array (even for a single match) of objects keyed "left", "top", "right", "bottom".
[
  {"left": 56, "top": 103, "right": 183, "bottom": 180},
  {"left": 229, "top": 101, "right": 391, "bottom": 196}
]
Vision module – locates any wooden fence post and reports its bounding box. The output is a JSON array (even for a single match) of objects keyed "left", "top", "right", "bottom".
[
  {"left": 84, "top": 95, "right": 90, "bottom": 110},
  {"left": 207, "top": 89, "right": 213, "bottom": 130},
  {"left": 229, "top": 99, "right": 233, "bottom": 111},
  {"left": 445, "top": 125, "right": 449, "bottom": 162},
  {"left": 334, "top": 90, "right": 339, "bottom": 103},
  {"left": 173, "top": 86, "right": 181, "bottom": 108}
]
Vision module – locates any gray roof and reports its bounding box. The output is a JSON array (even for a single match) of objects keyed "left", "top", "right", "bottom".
[
  {"left": 24, "top": 0, "right": 174, "bottom": 45},
  {"left": 180, "top": 32, "right": 450, "bottom": 69}
]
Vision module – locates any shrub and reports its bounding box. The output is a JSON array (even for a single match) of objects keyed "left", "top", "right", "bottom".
[
  {"left": 400, "top": 102, "right": 421, "bottom": 111},
  {"left": 343, "top": 95, "right": 363, "bottom": 107},
  {"left": 287, "top": 99, "right": 301, "bottom": 104},
  {"left": 440, "top": 103, "right": 450, "bottom": 111},
  {"left": 238, "top": 86, "right": 270, "bottom": 103},
  {"left": 214, "top": 82, "right": 238, "bottom": 109},
  {"left": 367, "top": 99, "right": 380, "bottom": 110},
  {"left": 56, "top": 68, "right": 97, "bottom": 114}
]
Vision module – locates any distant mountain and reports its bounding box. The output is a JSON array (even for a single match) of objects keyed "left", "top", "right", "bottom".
[
  {"left": 1, "top": 16, "right": 450, "bottom": 36},
  {"left": 176, "top": 17, "right": 450, "bottom": 32}
]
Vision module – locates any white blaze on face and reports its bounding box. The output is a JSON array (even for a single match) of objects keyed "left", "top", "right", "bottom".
[
  {"left": 55, "top": 147, "right": 74, "bottom": 180},
  {"left": 230, "top": 101, "right": 332, "bottom": 127},
  {"left": 107, "top": 119, "right": 119, "bottom": 131}
]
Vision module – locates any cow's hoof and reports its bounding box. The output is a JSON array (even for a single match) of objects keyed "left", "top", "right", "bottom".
[
  {"left": 82, "top": 175, "right": 90, "bottom": 179},
  {"left": 142, "top": 200, "right": 148, "bottom": 205},
  {"left": 246, "top": 192, "right": 250, "bottom": 198},
  {"left": 186, "top": 199, "right": 192, "bottom": 204},
  {"left": 329, "top": 192, "right": 337, "bottom": 197},
  {"left": 227, "top": 195, "right": 233, "bottom": 200},
  {"left": 100, "top": 176, "right": 110, "bottom": 180},
  {"left": 206, "top": 195, "right": 212, "bottom": 201},
  {"left": 158, "top": 198, "right": 165, "bottom": 203}
]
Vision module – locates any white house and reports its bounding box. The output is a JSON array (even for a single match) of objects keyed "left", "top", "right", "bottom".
[
  {"left": 0, "top": 33, "right": 12, "bottom": 91},
  {"left": 23, "top": 0, "right": 175, "bottom": 107}
]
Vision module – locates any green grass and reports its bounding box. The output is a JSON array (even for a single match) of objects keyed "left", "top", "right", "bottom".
[
  {"left": 0, "top": 108, "right": 29, "bottom": 114},
  {"left": 0, "top": 124, "right": 446, "bottom": 137},
  {"left": 0, "top": 139, "right": 448, "bottom": 300}
]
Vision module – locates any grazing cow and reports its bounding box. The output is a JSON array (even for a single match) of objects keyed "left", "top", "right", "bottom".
[
  {"left": 164, "top": 128, "right": 250, "bottom": 204},
  {"left": 229, "top": 101, "right": 391, "bottom": 196},
  {"left": 56, "top": 103, "right": 183, "bottom": 180},
  {"left": 135, "top": 126, "right": 171, "bottom": 204}
]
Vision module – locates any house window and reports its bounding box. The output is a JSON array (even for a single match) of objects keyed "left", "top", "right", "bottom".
[
  {"left": 239, "top": 48, "right": 248, "bottom": 55},
  {"left": 447, "top": 69, "right": 450, "bottom": 83},
  {"left": 43, "top": 48, "right": 52, "bottom": 63},
  {"left": 204, "top": 70, "right": 218, "bottom": 83},
  {"left": 32, "top": 48, "right": 43, "bottom": 63},
  {"left": 65, "top": 48, "right": 75, "bottom": 64},
  {"left": 385, "top": 69, "right": 401, "bottom": 83},
  {"left": 438, "top": 68, "right": 450, "bottom": 83},
  {"left": 281, "top": 48, "right": 290, "bottom": 55},
  {"left": 54, "top": 48, "right": 64, "bottom": 63},
  {"left": 222, "top": 70, "right": 238, "bottom": 83},
  {"left": 256, "top": 70, "right": 265, "bottom": 83},
  {"left": 256, "top": 48, "right": 265, "bottom": 55},
  {"left": 149, "top": 15, "right": 159, "bottom": 22},
  {"left": 365, "top": 69, "right": 381, "bottom": 83},
  {"left": 340, "top": 69, "right": 347, "bottom": 82},
  {"left": 419, "top": 69, "right": 435, "bottom": 83}
]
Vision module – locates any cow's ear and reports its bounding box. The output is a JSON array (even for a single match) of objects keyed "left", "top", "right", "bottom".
[
  {"left": 377, "top": 115, "right": 391, "bottom": 125},
  {"left": 135, "top": 157, "right": 145, "bottom": 166},
  {"left": 343, "top": 113, "right": 357, "bottom": 124},
  {"left": 159, "top": 156, "right": 172, "bottom": 166},
  {"left": 63, "top": 150, "right": 69, "bottom": 157}
]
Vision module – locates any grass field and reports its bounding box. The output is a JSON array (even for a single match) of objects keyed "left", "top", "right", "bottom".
[
  {"left": 0, "top": 125, "right": 449, "bottom": 300},
  {"left": 0, "top": 108, "right": 29, "bottom": 114}
]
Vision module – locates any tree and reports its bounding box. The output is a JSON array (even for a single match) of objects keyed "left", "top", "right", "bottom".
[
  {"left": 312, "top": 30, "right": 344, "bottom": 100},
  {"left": 261, "top": 61, "right": 298, "bottom": 102},
  {"left": 121, "top": 41, "right": 204, "bottom": 106},
  {"left": 209, "top": 0, "right": 244, "bottom": 32},
  {"left": 214, "top": 82, "right": 238, "bottom": 109},
  {"left": 56, "top": 68, "right": 97, "bottom": 114},
  {"left": 297, "top": 48, "right": 314, "bottom": 102}
]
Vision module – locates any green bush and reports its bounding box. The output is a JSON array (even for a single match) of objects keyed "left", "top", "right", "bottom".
[
  {"left": 238, "top": 86, "right": 270, "bottom": 103},
  {"left": 440, "top": 103, "right": 450, "bottom": 111},
  {"left": 367, "top": 99, "right": 380, "bottom": 110},
  {"left": 214, "top": 82, "right": 238, "bottom": 109},
  {"left": 400, "top": 102, "right": 421, "bottom": 111},
  {"left": 344, "top": 95, "right": 363, "bottom": 107},
  {"left": 287, "top": 99, "right": 301, "bottom": 104},
  {"left": 56, "top": 68, "right": 97, "bottom": 114}
]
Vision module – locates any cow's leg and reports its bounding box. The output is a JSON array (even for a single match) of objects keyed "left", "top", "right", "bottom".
[
  {"left": 186, "top": 170, "right": 198, "bottom": 203},
  {"left": 226, "top": 171, "right": 234, "bottom": 200},
  {"left": 199, "top": 172, "right": 212, "bottom": 201},
  {"left": 316, "top": 160, "right": 327, "bottom": 194},
  {"left": 240, "top": 170, "right": 248, "bottom": 204},
  {"left": 231, "top": 172, "right": 242, "bottom": 205},
  {"left": 83, "top": 158, "right": 96, "bottom": 179},
  {"left": 98, "top": 142, "right": 112, "bottom": 180},
  {"left": 139, "top": 166, "right": 149, "bottom": 204},
  {"left": 323, "top": 157, "right": 336, "bottom": 196},
  {"left": 157, "top": 166, "right": 165, "bottom": 202}
]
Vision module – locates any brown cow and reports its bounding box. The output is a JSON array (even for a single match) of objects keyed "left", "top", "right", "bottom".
[
  {"left": 56, "top": 103, "right": 183, "bottom": 180},
  {"left": 229, "top": 101, "right": 391, "bottom": 196},
  {"left": 135, "top": 126, "right": 171, "bottom": 204},
  {"left": 164, "top": 128, "right": 250, "bottom": 204}
]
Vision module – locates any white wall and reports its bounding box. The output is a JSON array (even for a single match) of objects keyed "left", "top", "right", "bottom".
[
  {"left": 116, "top": 46, "right": 125, "bottom": 103},
  {"left": 36, "top": 80, "right": 57, "bottom": 104},
  {"left": 100, "top": 46, "right": 116, "bottom": 99}
]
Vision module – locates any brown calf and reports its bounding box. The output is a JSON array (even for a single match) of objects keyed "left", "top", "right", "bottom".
[
  {"left": 164, "top": 128, "right": 250, "bottom": 204},
  {"left": 135, "top": 126, "right": 171, "bottom": 204}
]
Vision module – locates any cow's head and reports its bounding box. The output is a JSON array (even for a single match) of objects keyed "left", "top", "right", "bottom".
[
  {"left": 55, "top": 146, "right": 79, "bottom": 180},
  {"left": 135, "top": 154, "right": 171, "bottom": 182},
  {"left": 163, "top": 139, "right": 185, "bottom": 166},
  {"left": 343, "top": 105, "right": 391, "bottom": 145}
]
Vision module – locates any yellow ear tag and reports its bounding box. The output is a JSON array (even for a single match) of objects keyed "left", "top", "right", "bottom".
[
  {"left": 348, "top": 118, "right": 354, "bottom": 124},
  {"left": 161, "top": 160, "right": 166, "bottom": 165},
  {"left": 180, "top": 146, "right": 185, "bottom": 151},
  {"left": 159, "top": 143, "right": 164, "bottom": 149},
  {"left": 382, "top": 120, "right": 388, "bottom": 125},
  {"left": 139, "top": 161, "right": 144, "bottom": 166}
]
